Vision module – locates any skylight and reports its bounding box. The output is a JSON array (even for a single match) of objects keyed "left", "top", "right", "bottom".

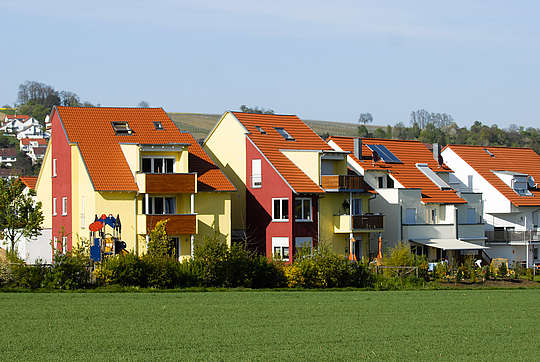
[
  {"left": 484, "top": 148, "right": 495, "bottom": 157},
  {"left": 275, "top": 127, "right": 294, "bottom": 141},
  {"left": 366, "top": 144, "right": 402, "bottom": 163},
  {"left": 255, "top": 126, "right": 266, "bottom": 134},
  {"left": 111, "top": 121, "right": 133, "bottom": 135},
  {"left": 153, "top": 121, "right": 164, "bottom": 130},
  {"left": 416, "top": 163, "right": 453, "bottom": 190}
]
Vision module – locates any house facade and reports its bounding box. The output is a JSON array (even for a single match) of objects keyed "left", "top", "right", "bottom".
[
  {"left": 328, "top": 137, "right": 486, "bottom": 264},
  {"left": 35, "top": 106, "right": 235, "bottom": 260},
  {"left": 442, "top": 145, "right": 540, "bottom": 267},
  {"left": 204, "top": 112, "right": 381, "bottom": 262}
]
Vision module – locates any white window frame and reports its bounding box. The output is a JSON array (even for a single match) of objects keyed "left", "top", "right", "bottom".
[
  {"left": 53, "top": 197, "right": 57, "bottom": 216},
  {"left": 251, "top": 159, "right": 262, "bottom": 188},
  {"left": 62, "top": 197, "right": 67, "bottom": 216},
  {"left": 294, "top": 198, "right": 312, "bottom": 222},
  {"left": 52, "top": 158, "right": 57, "bottom": 177},
  {"left": 53, "top": 236, "right": 58, "bottom": 252},
  {"left": 144, "top": 196, "right": 177, "bottom": 215},
  {"left": 272, "top": 237, "right": 290, "bottom": 261},
  {"left": 62, "top": 236, "right": 67, "bottom": 254},
  {"left": 272, "top": 198, "right": 289, "bottom": 222},
  {"left": 141, "top": 157, "right": 175, "bottom": 174}
]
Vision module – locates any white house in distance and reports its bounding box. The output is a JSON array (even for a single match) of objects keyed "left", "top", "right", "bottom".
[
  {"left": 0, "top": 148, "right": 17, "bottom": 167},
  {"left": 442, "top": 144, "right": 540, "bottom": 268},
  {"left": 327, "top": 137, "right": 487, "bottom": 264}
]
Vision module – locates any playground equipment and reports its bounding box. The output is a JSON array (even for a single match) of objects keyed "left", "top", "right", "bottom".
[{"left": 89, "top": 214, "right": 127, "bottom": 262}]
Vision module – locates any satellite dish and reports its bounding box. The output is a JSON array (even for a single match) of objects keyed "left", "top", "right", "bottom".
[{"left": 528, "top": 175, "right": 536, "bottom": 188}]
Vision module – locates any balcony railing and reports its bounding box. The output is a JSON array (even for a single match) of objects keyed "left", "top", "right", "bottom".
[
  {"left": 334, "top": 213, "right": 384, "bottom": 233},
  {"left": 137, "top": 173, "right": 196, "bottom": 194},
  {"left": 143, "top": 214, "right": 197, "bottom": 235},
  {"left": 485, "top": 230, "right": 540, "bottom": 243},
  {"left": 321, "top": 175, "right": 365, "bottom": 191}
]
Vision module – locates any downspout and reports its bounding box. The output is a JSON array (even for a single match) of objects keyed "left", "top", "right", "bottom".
[
  {"left": 455, "top": 205, "right": 459, "bottom": 239},
  {"left": 134, "top": 193, "right": 138, "bottom": 256}
]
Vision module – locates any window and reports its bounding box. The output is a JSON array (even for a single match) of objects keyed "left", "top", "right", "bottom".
[
  {"left": 272, "top": 198, "right": 289, "bottom": 221},
  {"left": 274, "top": 127, "right": 295, "bottom": 141},
  {"left": 466, "top": 208, "right": 476, "bottom": 224},
  {"left": 352, "top": 199, "right": 362, "bottom": 216},
  {"left": 141, "top": 157, "right": 174, "bottom": 173},
  {"left": 272, "top": 237, "right": 289, "bottom": 261},
  {"left": 252, "top": 159, "right": 262, "bottom": 187},
  {"left": 143, "top": 196, "right": 176, "bottom": 215},
  {"left": 295, "top": 237, "right": 312, "bottom": 255},
  {"left": 53, "top": 198, "right": 57, "bottom": 216},
  {"left": 467, "top": 175, "right": 473, "bottom": 191},
  {"left": 153, "top": 121, "right": 164, "bottom": 130},
  {"left": 406, "top": 208, "right": 417, "bottom": 224},
  {"left": 111, "top": 121, "right": 133, "bottom": 135},
  {"left": 430, "top": 209, "right": 437, "bottom": 224},
  {"left": 53, "top": 236, "right": 57, "bottom": 252},
  {"left": 170, "top": 237, "right": 180, "bottom": 259},
  {"left": 255, "top": 126, "right": 266, "bottom": 134},
  {"left": 294, "top": 198, "right": 312, "bottom": 221},
  {"left": 378, "top": 176, "right": 384, "bottom": 188},
  {"left": 62, "top": 236, "right": 67, "bottom": 254},
  {"left": 533, "top": 248, "right": 538, "bottom": 260},
  {"left": 387, "top": 175, "right": 394, "bottom": 188},
  {"left": 62, "top": 197, "right": 67, "bottom": 216},
  {"left": 52, "top": 158, "right": 57, "bottom": 177}
]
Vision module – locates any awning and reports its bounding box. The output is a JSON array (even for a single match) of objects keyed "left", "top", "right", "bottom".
[{"left": 410, "top": 238, "right": 489, "bottom": 250}]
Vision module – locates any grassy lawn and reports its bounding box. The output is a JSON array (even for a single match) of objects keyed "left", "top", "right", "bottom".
[{"left": 1, "top": 290, "right": 539, "bottom": 360}]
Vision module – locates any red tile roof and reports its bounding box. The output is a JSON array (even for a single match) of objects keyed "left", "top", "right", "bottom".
[
  {"left": 6, "top": 115, "right": 30, "bottom": 121},
  {"left": 19, "top": 176, "right": 37, "bottom": 189},
  {"left": 21, "top": 138, "right": 48, "bottom": 146},
  {"left": 232, "top": 112, "right": 332, "bottom": 193},
  {"left": 445, "top": 144, "right": 540, "bottom": 207},
  {"left": 329, "top": 137, "right": 466, "bottom": 204},
  {"left": 0, "top": 148, "right": 17, "bottom": 157},
  {"left": 56, "top": 107, "right": 234, "bottom": 192}
]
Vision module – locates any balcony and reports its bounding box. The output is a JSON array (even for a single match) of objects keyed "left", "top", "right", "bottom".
[
  {"left": 334, "top": 214, "right": 384, "bottom": 233},
  {"left": 321, "top": 175, "right": 366, "bottom": 191},
  {"left": 136, "top": 173, "right": 196, "bottom": 194},
  {"left": 485, "top": 230, "right": 540, "bottom": 244},
  {"left": 139, "top": 214, "right": 197, "bottom": 235}
]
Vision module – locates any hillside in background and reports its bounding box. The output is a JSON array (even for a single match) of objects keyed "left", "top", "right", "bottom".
[{"left": 168, "top": 112, "right": 381, "bottom": 140}]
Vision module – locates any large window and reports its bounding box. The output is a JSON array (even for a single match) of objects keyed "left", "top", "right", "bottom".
[
  {"left": 272, "top": 198, "right": 289, "bottom": 221},
  {"left": 251, "top": 159, "right": 262, "bottom": 187},
  {"left": 141, "top": 157, "right": 174, "bottom": 173},
  {"left": 143, "top": 196, "right": 176, "bottom": 214},
  {"left": 294, "top": 198, "right": 312, "bottom": 221},
  {"left": 272, "top": 237, "right": 289, "bottom": 261},
  {"left": 352, "top": 198, "right": 362, "bottom": 216}
]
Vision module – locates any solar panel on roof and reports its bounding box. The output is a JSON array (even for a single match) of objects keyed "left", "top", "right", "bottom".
[{"left": 366, "top": 144, "right": 402, "bottom": 163}]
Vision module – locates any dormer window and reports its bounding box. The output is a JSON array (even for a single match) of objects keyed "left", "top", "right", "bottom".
[
  {"left": 111, "top": 121, "right": 133, "bottom": 135},
  {"left": 255, "top": 126, "right": 266, "bottom": 134},
  {"left": 153, "top": 121, "right": 164, "bottom": 130},
  {"left": 275, "top": 127, "right": 294, "bottom": 141}
]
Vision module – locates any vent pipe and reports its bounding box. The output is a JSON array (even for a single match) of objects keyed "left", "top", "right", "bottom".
[{"left": 353, "top": 138, "right": 362, "bottom": 160}]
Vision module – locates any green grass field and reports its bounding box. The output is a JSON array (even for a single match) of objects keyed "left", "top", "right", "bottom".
[{"left": 1, "top": 290, "right": 539, "bottom": 360}]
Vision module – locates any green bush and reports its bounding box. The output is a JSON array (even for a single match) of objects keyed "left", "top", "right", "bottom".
[
  {"left": 526, "top": 268, "right": 534, "bottom": 281},
  {"left": 496, "top": 262, "right": 508, "bottom": 279},
  {"left": 96, "top": 253, "right": 146, "bottom": 287},
  {"left": 225, "top": 244, "right": 286, "bottom": 288},
  {"left": 193, "top": 235, "right": 228, "bottom": 287},
  {"left": 10, "top": 261, "right": 48, "bottom": 289},
  {"left": 44, "top": 251, "right": 90, "bottom": 289},
  {"left": 0, "top": 257, "right": 14, "bottom": 286}
]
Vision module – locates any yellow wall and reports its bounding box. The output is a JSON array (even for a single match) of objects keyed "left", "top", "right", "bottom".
[
  {"left": 195, "top": 192, "right": 232, "bottom": 246},
  {"left": 94, "top": 191, "right": 137, "bottom": 250},
  {"left": 119, "top": 144, "right": 139, "bottom": 177},
  {"left": 203, "top": 112, "right": 247, "bottom": 230},
  {"left": 35, "top": 142, "right": 52, "bottom": 229},
  {"left": 281, "top": 150, "right": 320, "bottom": 184}
]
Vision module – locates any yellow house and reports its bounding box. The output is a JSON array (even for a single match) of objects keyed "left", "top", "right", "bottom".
[{"left": 35, "top": 106, "right": 235, "bottom": 260}]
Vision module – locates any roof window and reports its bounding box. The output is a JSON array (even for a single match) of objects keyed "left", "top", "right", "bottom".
[
  {"left": 275, "top": 127, "right": 294, "bottom": 141},
  {"left": 255, "top": 126, "right": 266, "bottom": 134},
  {"left": 416, "top": 163, "right": 453, "bottom": 190},
  {"left": 484, "top": 148, "right": 495, "bottom": 157},
  {"left": 111, "top": 121, "right": 133, "bottom": 135},
  {"left": 153, "top": 121, "right": 164, "bottom": 130}
]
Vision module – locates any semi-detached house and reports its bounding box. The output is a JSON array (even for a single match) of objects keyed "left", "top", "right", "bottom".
[
  {"left": 204, "top": 112, "right": 382, "bottom": 262},
  {"left": 442, "top": 144, "right": 540, "bottom": 268},
  {"left": 328, "top": 137, "right": 487, "bottom": 264},
  {"left": 35, "top": 106, "right": 235, "bottom": 260}
]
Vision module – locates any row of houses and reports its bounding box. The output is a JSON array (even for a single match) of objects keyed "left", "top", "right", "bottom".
[
  {"left": 0, "top": 114, "right": 49, "bottom": 165},
  {"left": 14, "top": 106, "right": 540, "bottom": 268}
]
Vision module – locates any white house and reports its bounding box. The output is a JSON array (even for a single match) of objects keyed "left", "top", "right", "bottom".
[
  {"left": 328, "top": 137, "right": 487, "bottom": 265},
  {"left": 442, "top": 144, "right": 540, "bottom": 268},
  {"left": 16, "top": 124, "right": 45, "bottom": 140},
  {"left": 0, "top": 148, "right": 17, "bottom": 167}
]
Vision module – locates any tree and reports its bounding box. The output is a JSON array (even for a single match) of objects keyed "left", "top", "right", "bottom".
[
  {"left": 59, "top": 91, "right": 81, "bottom": 106},
  {"left": 239, "top": 105, "right": 274, "bottom": 114},
  {"left": 0, "top": 179, "right": 43, "bottom": 256},
  {"left": 138, "top": 101, "right": 150, "bottom": 108},
  {"left": 358, "top": 112, "right": 373, "bottom": 125},
  {"left": 17, "top": 81, "right": 60, "bottom": 109},
  {"left": 146, "top": 219, "right": 174, "bottom": 257}
]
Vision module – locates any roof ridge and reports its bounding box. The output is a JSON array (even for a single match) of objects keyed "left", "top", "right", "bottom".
[{"left": 447, "top": 144, "right": 535, "bottom": 151}]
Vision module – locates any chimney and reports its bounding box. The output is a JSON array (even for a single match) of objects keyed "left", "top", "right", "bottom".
[
  {"left": 353, "top": 138, "right": 362, "bottom": 160},
  {"left": 433, "top": 143, "right": 442, "bottom": 166}
]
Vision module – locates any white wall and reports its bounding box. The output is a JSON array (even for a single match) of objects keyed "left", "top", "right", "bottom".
[{"left": 1, "top": 229, "right": 52, "bottom": 264}]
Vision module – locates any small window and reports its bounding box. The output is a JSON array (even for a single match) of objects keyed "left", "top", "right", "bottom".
[
  {"left": 274, "top": 127, "right": 294, "bottom": 141},
  {"left": 252, "top": 159, "right": 262, "bottom": 187},
  {"left": 142, "top": 158, "right": 152, "bottom": 173},
  {"left": 62, "top": 236, "right": 67, "bottom": 254},
  {"left": 272, "top": 198, "right": 289, "bottom": 221},
  {"left": 153, "top": 121, "right": 164, "bottom": 130},
  {"left": 62, "top": 197, "right": 67, "bottom": 216},
  {"left": 53, "top": 197, "right": 57, "bottom": 216},
  {"left": 378, "top": 176, "right": 384, "bottom": 188},
  {"left": 272, "top": 237, "right": 290, "bottom": 261},
  {"left": 255, "top": 126, "right": 266, "bottom": 134},
  {"left": 111, "top": 121, "right": 133, "bottom": 135},
  {"left": 352, "top": 199, "right": 362, "bottom": 216},
  {"left": 430, "top": 209, "right": 437, "bottom": 224},
  {"left": 294, "top": 198, "right": 312, "bottom": 221},
  {"left": 52, "top": 159, "right": 57, "bottom": 177},
  {"left": 387, "top": 175, "right": 394, "bottom": 188},
  {"left": 142, "top": 157, "right": 175, "bottom": 174}
]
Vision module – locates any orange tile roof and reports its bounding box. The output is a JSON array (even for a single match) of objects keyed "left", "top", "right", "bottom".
[
  {"left": 19, "top": 176, "right": 37, "bottom": 189},
  {"left": 21, "top": 138, "right": 48, "bottom": 146},
  {"left": 56, "top": 107, "right": 234, "bottom": 192},
  {"left": 445, "top": 144, "right": 540, "bottom": 207},
  {"left": 6, "top": 115, "right": 30, "bottom": 121},
  {"left": 329, "top": 137, "right": 466, "bottom": 204},
  {"left": 232, "top": 112, "right": 333, "bottom": 193}
]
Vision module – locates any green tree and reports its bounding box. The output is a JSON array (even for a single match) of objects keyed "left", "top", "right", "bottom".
[
  {"left": 358, "top": 112, "right": 373, "bottom": 125},
  {"left": 239, "top": 105, "right": 274, "bottom": 114},
  {"left": 138, "top": 101, "right": 150, "bottom": 108},
  {"left": 0, "top": 179, "right": 43, "bottom": 256},
  {"left": 146, "top": 219, "right": 174, "bottom": 257}
]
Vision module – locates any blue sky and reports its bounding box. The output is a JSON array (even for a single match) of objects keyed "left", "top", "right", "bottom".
[{"left": 2, "top": 1, "right": 539, "bottom": 128}]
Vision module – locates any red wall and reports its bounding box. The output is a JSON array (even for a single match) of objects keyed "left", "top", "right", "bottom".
[
  {"left": 245, "top": 138, "right": 318, "bottom": 261},
  {"left": 51, "top": 109, "right": 72, "bottom": 254}
]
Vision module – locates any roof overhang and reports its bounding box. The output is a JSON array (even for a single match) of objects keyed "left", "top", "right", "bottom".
[
  {"left": 138, "top": 143, "right": 190, "bottom": 152},
  {"left": 410, "top": 238, "right": 488, "bottom": 250}
]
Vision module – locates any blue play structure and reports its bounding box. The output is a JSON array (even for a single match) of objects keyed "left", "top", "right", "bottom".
[{"left": 89, "top": 214, "right": 127, "bottom": 262}]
